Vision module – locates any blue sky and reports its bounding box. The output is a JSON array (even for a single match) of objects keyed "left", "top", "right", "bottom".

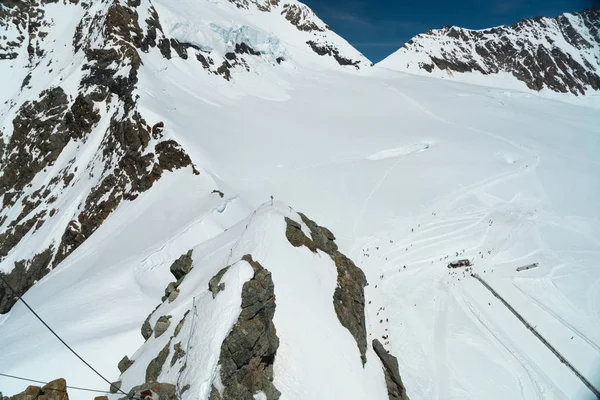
[{"left": 302, "top": 0, "right": 597, "bottom": 63}]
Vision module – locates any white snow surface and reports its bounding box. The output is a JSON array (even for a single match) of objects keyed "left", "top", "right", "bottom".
[{"left": 1, "top": 1, "right": 600, "bottom": 400}]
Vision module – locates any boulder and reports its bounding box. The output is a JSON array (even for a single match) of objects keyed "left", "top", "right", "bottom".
[
  {"left": 141, "top": 315, "right": 153, "bottom": 340},
  {"left": 164, "top": 282, "right": 177, "bottom": 298},
  {"left": 109, "top": 381, "right": 122, "bottom": 394},
  {"left": 208, "top": 266, "right": 230, "bottom": 298},
  {"left": 5, "top": 379, "right": 69, "bottom": 400},
  {"left": 118, "top": 355, "right": 134, "bottom": 373},
  {"left": 119, "top": 382, "right": 176, "bottom": 400},
  {"left": 167, "top": 288, "right": 179, "bottom": 303},
  {"left": 154, "top": 315, "right": 171, "bottom": 338},
  {"left": 169, "top": 250, "right": 193, "bottom": 280}
]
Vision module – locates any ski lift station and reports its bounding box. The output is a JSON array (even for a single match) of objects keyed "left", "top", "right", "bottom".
[
  {"left": 516, "top": 263, "right": 539, "bottom": 272},
  {"left": 448, "top": 259, "right": 472, "bottom": 268}
]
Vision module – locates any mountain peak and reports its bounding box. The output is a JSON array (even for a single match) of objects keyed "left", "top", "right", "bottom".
[{"left": 378, "top": 7, "right": 600, "bottom": 95}]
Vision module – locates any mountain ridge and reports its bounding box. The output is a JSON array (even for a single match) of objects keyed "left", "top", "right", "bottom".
[{"left": 378, "top": 7, "right": 600, "bottom": 95}]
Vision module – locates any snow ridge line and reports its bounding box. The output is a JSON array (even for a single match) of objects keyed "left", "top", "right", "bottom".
[
  {"left": 471, "top": 273, "right": 600, "bottom": 399},
  {"left": 175, "top": 199, "right": 273, "bottom": 396}
]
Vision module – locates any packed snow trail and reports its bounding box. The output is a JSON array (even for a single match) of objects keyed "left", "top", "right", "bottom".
[{"left": 472, "top": 273, "right": 600, "bottom": 398}]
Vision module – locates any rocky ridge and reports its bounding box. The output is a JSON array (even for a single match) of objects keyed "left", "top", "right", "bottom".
[
  {"left": 380, "top": 7, "right": 600, "bottom": 95},
  {"left": 284, "top": 213, "right": 368, "bottom": 365}
]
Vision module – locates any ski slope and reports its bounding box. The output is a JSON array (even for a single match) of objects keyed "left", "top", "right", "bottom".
[{"left": 1, "top": 0, "right": 600, "bottom": 399}]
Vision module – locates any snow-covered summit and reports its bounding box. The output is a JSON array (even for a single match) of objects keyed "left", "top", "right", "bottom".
[{"left": 378, "top": 8, "right": 600, "bottom": 95}]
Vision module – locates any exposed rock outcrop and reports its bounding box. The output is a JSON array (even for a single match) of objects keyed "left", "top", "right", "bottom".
[
  {"left": 5, "top": 378, "right": 69, "bottom": 400},
  {"left": 146, "top": 342, "right": 171, "bottom": 383},
  {"left": 118, "top": 382, "right": 176, "bottom": 400},
  {"left": 154, "top": 315, "right": 172, "bottom": 338},
  {"left": 306, "top": 41, "right": 361, "bottom": 68},
  {"left": 0, "top": 247, "right": 53, "bottom": 314},
  {"left": 383, "top": 8, "right": 600, "bottom": 95},
  {"left": 118, "top": 355, "right": 134, "bottom": 373},
  {"left": 169, "top": 250, "right": 193, "bottom": 280},
  {"left": 109, "top": 381, "right": 122, "bottom": 394},
  {"left": 372, "top": 339, "right": 410, "bottom": 400},
  {"left": 210, "top": 255, "right": 280, "bottom": 400},
  {"left": 285, "top": 214, "right": 367, "bottom": 365},
  {"left": 208, "top": 266, "right": 231, "bottom": 298}
]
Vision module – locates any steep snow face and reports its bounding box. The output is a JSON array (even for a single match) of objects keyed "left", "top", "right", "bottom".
[
  {"left": 379, "top": 8, "right": 600, "bottom": 96},
  {"left": 146, "top": 0, "right": 371, "bottom": 74}
]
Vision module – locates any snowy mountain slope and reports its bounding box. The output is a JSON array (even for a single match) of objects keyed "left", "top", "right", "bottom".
[
  {"left": 0, "top": 0, "right": 369, "bottom": 313},
  {"left": 378, "top": 8, "right": 600, "bottom": 96},
  {"left": 1, "top": 1, "right": 600, "bottom": 400}
]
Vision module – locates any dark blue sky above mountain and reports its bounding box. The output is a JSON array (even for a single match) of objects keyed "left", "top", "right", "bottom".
[{"left": 302, "top": 0, "right": 597, "bottom": 63}]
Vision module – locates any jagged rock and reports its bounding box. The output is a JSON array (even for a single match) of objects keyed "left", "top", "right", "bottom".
[
  {"left": 118, "top": 355, "right": 134, "bottom": 373},
  {"left": 331, "top": 251, "right": 367, "bottom": 365},
  {"left": 146, "top": 342, "right": 171, "bottom": 383},
  {"left": 5, "top": 379, "right": 69, "bottom": 400},
  {"left": 154, "top": 315, "right": 172, "bottom": 338},
  {"left": 0, "top": 247, "right": 53, "bottom": 314},
  {"left": 174, "top": 311, "right": 189, "bottom": 337},
  {"left": 119, "top": 382, "right": 176, "bottom": 400},
  {"left": 164, "top": 281, "right": 177, "bottom": 298},
  {"left": 142, "top": 314, "right": 153, "bottom": 340},
  {"left": 109, "top": 381, "right": 122, "bottom": 394},
  {"left": 298, "top": 213, "right": 337, "bottom": 254},
  {"left": 283, "top": 217, "right": 313, "bottom": 250},
  {"left": 169, "top": 250, "right": 193, "bottom": 280},
  {"left": 210, "top": 255, "right": 280, "bottom": 400},
  {"left": 284, "top": 213, "right": 367, "bottom": 365},
  {"left": 372, "top": 340, "right": 409, "bottom": 400},
  {"left": 170, "top": 342, "right": 185, "bottom": 366},
  {"left": 208, "top": 266, "right": 230, "bottom": 298},
  {"left": 306, "top": 41, "right": 360, "bottom": 67},
  {"left": 388, "top": 8, "right": 600, "bottom": 95},
  {"left": 167, "top": 289, "right": 179, "bottom": 303}
]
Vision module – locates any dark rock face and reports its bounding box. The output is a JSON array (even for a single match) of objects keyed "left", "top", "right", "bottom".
[
  {"left": 0, "top": 247, "right": 53, "bottom": 314},
  {"left": 399, "top": 8, "right": 600, "bottom": 95},
  {"left": 142, "top": 313, "right": 154, "bottom": 340},
  {"left": 170, "top": 342, "right": 185, "bottom": 367},
  {"left": 170, "top": 250, "right": 193, "bottom": 280},
  {"left": 209, "top": 266, "right": 231, "bottom": 298},
  {"left": 118, "top": 356, "right": 134, "bottom": 373},
  {"left": 281, "top": 3, "right": 325, "bottom": 32},
  {"left": 285, "top": 214, "right": 367, "bottom": 365},
  {"left": 210, "top": 254, "right": 280, "bottom": 400},
  {"left": 372, "top": 340, "right": 410, "bottom": 400},
  {"left": 0, "top": 0, "right": 198, "bottom": 314},
  {"left": 6, "top": 378, "right": 69, "bottom": 400},
  {"left": 146, "top": 342, "right": 171, "bottom": 383},
  {"left": 174, "top": 310, "right": 190, "bottom": 337},
  {"left": 306, "top": 40, "right": 361, "bottom": 68}
]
